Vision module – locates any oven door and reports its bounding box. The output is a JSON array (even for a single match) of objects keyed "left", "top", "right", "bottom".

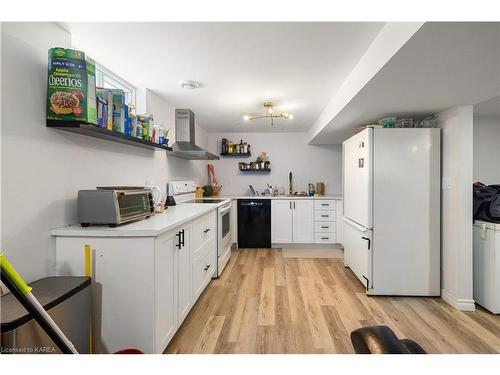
[{"left": 218, "top": 203, "right": 232, "bottom": 256}]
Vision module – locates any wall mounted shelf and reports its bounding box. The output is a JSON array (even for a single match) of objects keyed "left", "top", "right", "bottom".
[
  {"left": 239, "top": 168, "right": 271, "bottom": 172},
  {"left": 47, "top": 120, "right": 172, "bottom": 152},
  {"left": 220, "top": 152, "right": 251, "bottom": 157}
]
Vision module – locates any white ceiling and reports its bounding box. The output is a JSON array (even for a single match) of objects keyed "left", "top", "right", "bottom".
[
  {"left": 66, "top": 22, "right": 384, "bottom": 132},
  {"left": 310, "top": 22, "right": 500, "bottom": 144}
]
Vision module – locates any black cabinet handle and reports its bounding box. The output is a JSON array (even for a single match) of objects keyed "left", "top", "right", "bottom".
[
  {"left": 289, "top": 201, "right": 292, "bottom": 210},
  {"left": 203, "top": 228, "right": 210, "bottom": 234},
  {"left": 176, "top": 232, "right": 182, "bottom": 249},
  {"left": 321, "top": 237, "right": 329, "bottom": 240},
  {"left": 293, "top": 201, "right": 296, "bottom": 209},
  {"left": 321, "top": 214, "right": 329, "bottom": 218},
  {"left": 361, "top": 236, "right": 371, "bottom": 250},
  {"left": 321, "top": 203, "right": 329, "bottom": 207},
  {"left": 180, "top": 229, "right": 185, "bottom": 247},
  {"left": 204, "top": 264, "right": 210, "bottom": 271},
  {"left": 321, "top": 226, "right": 329, "bottom": 229}
]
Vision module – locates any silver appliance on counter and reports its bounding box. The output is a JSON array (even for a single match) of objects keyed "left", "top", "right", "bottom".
[
  {"left": 168, "top": 180, "right": 232, "bottom": 277},
  {"left": 77, "top": 187, "right": 155, "bottom": 227}
]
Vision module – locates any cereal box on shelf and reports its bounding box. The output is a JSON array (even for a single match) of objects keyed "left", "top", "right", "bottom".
[{"left": 47, "top": 47, "right": 96, "bottom": 124}]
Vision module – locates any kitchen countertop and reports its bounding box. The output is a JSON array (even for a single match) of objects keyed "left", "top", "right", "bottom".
[
  {"left": 204, "top": 195, "right": 342, "bottom": 200},
  {"left": 50, "top": 201, "right": 228, "bottom": 238}
]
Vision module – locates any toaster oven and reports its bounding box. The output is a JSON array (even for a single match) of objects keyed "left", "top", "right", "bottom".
[{"left": 77, "top": 189, "right": 155, "bottom": 227}]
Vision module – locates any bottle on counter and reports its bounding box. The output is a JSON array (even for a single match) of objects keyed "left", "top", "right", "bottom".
[{"left": 308, "top": 183, "right": 315, "bottom": 196}]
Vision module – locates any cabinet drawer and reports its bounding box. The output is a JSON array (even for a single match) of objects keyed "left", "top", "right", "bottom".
[
  {"left": 314, "top": 200, "right": 336, "bottom": 211},
  {"left": 192, "top": 212, "right": 216, "bottom": 259},
  {"left": 315, "top": 210, "right": 335, "bottom": 222},
  {"left": 192, "top": 239, "right": 216, "bottom": 301},
  {"left": 314, "top": 233, "right": 337, "bottom": 244},
  {"left": 315, "top": 222, "right": 336, "bottom": 233}
]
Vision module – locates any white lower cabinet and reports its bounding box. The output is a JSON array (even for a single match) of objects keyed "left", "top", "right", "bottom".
[
  {"left": 55, "top": 210, "right": 217, "bottom": 354},
  {"left": 192, "top": 239, "right": 216, "bottom": 301},
  {"left": 177, "top": 225, "right": 192, "bottom": 326},
  {"left": 292, "top": 200, "right": 314, "bottom": 243},
  {"left": 271, "top": 200, "right": 314, "bottom": 243},
  {"left": 155, "top": 230, "right": 178, "bottom": 352},
  {"left": 313, "top": 200, "right": 337, "bottom": 244},
  {"left": 271, "top": 200, "right": 294, "bottom": 243},
  {"left": 271, "top": 199, "right": 341, "bottom": 245}
]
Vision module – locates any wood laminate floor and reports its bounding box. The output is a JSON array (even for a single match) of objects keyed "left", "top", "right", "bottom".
[{"left": 165, "top": 248, "right": 500, "bottom": 354}]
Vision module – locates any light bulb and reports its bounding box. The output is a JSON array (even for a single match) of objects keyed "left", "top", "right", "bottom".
[
  {"left": 268, "top": 107, "right": 274, "bottom": 114},
  {"left": 243, "top": 114, "right": 250, "bottom": 121},
  {"left": 289, "top": 114, "right": 294, "bottom": 120}
]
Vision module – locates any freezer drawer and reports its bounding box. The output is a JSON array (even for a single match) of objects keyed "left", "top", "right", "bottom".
[{"left": 343, "top": 219, "right": 371, "bottom": 290}]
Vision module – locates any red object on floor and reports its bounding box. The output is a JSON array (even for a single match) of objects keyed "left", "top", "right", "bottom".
[{"left": 114, "top": 348, "right": 144, "bottom": 354}]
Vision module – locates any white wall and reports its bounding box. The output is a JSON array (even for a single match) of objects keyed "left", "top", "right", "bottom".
[
  {"left": 206, "top": 132, "right": 342, "bottom": 196},
  {"left": 473, "top": 116, "right": 500, "bottom": 184},
  {"left": 438, "top": 106, "right": 475, "bottom": 311},
  {"left": 1, "top": 23, "right": 207, "bottom": 284}
]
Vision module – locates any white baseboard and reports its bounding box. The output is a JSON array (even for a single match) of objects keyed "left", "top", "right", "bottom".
[
  {"left": 272, "top": 243, "right": 344, "bottom": 249},
  {"left": 441, "top": 289, "right": 476, "bottom": 311}
]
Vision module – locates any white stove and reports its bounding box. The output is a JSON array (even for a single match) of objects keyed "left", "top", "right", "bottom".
[{"left": 167, "top": 181, "right": 232, "bottom": 278}]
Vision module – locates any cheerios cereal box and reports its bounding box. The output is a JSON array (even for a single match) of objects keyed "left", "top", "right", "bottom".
[{"left": 47, "top": 47, "right": 97, "bottom": 124}]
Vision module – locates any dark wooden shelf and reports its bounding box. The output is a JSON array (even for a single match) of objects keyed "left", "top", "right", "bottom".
[
  {"left": 239, "top": 168, "right": 271, "bottom": 172},
  {"left": 47, "top": 120, "right": 172, "bottom": 152},
  {"left": 220, "top": 152, "right": 251, "bottom": 157}
]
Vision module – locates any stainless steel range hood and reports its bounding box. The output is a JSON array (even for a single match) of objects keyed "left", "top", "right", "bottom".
[{"left": 168, "top": 109, "right": 219, "bottom": 160}]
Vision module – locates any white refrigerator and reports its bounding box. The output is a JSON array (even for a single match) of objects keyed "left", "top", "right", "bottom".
[{"left": 343, "top": 128, "right": 441, "bottom": 296}]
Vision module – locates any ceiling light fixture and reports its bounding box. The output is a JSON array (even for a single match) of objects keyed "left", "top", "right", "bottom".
[
  {"left": 243, "top": 101, "right": 293, "bottom": 126},
  {"left": 179, "top": 80, "right": 200, "bottom": 90}
]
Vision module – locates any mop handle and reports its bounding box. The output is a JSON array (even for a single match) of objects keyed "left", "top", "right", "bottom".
[{"left": 0, "top": 253, "right": 79, "bottom": 354}]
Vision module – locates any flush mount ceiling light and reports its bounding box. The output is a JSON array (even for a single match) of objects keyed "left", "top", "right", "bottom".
[
  {"left": 179, "top": 80, "right": 201, "bottom": 89},
  {"left": 243, "top": 101, "right": 293, "bottom": 126}
]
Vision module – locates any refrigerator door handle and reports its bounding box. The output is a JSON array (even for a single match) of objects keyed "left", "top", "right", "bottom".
[
  {"left": 362, "top": 275, "right": 369, "bottom": 291},
  {"left": 361, "top": 236, "right": 371, "bottom": 250}
]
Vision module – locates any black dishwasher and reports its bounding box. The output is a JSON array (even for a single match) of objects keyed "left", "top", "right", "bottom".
[{"left": 237, "top": 199, "right": 271, "bottom": 248}]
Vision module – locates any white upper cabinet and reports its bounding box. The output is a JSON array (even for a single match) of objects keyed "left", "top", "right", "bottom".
[
  {"left": 292, "top": 200, "right": 314, "bottom": 243},
  {"left": 271, "top": 200, "right": 293, "bottom": 243}
]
